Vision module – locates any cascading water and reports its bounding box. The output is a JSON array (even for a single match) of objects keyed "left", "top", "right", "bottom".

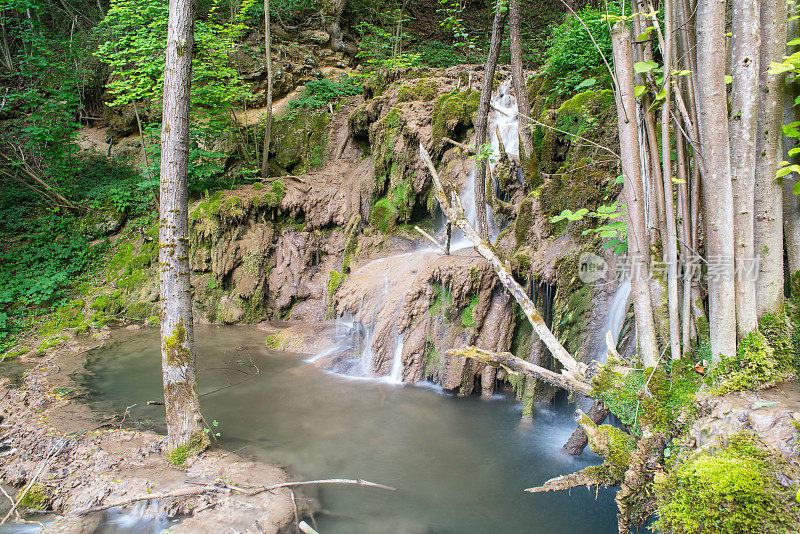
[
  {"left": 593, "top": 278, "right": 632, "bottom": 365},
  {"left": 316, "top": 78, "right": 522, "bottom": 384}
]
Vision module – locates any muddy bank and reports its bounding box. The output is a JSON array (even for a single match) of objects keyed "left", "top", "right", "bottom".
[{"left": 0, "top": 332, "right": 307, "bottom": 534}]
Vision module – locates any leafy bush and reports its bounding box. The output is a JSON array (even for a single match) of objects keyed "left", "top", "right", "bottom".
[
  {"left": 288, "top": 77, "right": 363, "bottom": 115},
  {"left": 709, "top": 330, "right": 795, "bottom": 394},
  {"left": 544, "top": 5, "right": 620, "bottom": 96}
]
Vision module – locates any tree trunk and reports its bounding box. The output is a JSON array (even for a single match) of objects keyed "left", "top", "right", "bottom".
[
  {"left": 260, "top": 0, "right": 273, "bottom": 178},
  {"left": 659, "top": 2, "right": 680, "bottom": 359},
  {"left": 784, "top": 3, "right": 800, "bottom": 279},
  {"left": 729, "top": 0, "right": 760, "bottom": 336},
  {"left": 754, "top": 0, "right": 787, "bottom": 317},
  {"left": 509, "top": 0, "right": 533, "bottom": 161},
  {"left": 474, "top": 4, "right": 507, "bottom": 241},
  {"left": 159, "top": 0, "right": 204, "bottom": 451},
  {"left": 611, "top": 22, "right": 659, "bottom": 368},
  {"left": 696, "top": 0, "right": 737, "bottom": 362}
]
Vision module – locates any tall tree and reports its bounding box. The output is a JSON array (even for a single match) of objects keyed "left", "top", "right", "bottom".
[
  {"left": 474, "top": 1, "right": 507, "bottom": 240},
  {"left": 159, "top": 0, "right": 204, "bottom": 451},
  {"left": 509, "top": 0, "right": 532, "bottom": 162},
  {"left": 696, "top": 0, "right": 737, "bottom": 361},
  {"left": 260, "top": 0, "right": 273, "bottom": 177},
  {"left": 611, "top": 21, "right": 659, "bottom": 367},
  {"left": 729, "top": 0, "right": 760, "bottom": 337},
  {"left": 754, "top": 0, "right": 787, "bottom": 317},
  {"left": 785, "top": 3, "right": 800, "bottom": 280}
]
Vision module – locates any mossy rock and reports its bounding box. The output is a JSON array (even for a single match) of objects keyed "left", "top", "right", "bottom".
[
  {"left": 370, "top": 198, "right": 398, "bottom": 233},
  {"left": 271, "top": 107, "right": 329, "bottom": 174},
  {"left": 397, "top": 78, "right": 438, "bottom": 102},
  {"left": 431, "top": 90, "right": 480, "bottom": 153},
  {"left": 709, "top": 330, "right": 795, "bottom": 394}
]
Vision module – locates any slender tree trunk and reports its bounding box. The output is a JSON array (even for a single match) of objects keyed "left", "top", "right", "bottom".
[
  {"left": 754, "top": 0, "right": 787, "bottom": 317},
  {"left": 159, "top": 0, "right": 204, "bottom": 451},
  {"left": 611, "top": 22, "right": 659, "bottom": 368},
  {"left": 509, "top": 0, "right": 533, "bottom": 161},
  {"left": 784, "top": 3, "right": 800, "bottom": 279},
  {"left": 474, "top": 4, "right": 507, "bottom": 241},
  {"left": 729, "top": 0, "right": 760, "bottom": 336},
  {"left": 696, "top": 0, "right": 737, "bottom": 362},
  {"left": 260, "top": 0, "right": 273, "bottom": 177}
]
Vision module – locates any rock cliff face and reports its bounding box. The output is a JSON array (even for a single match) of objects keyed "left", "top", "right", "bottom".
[{"left": 95, "top": 61, "right": 629, "bottom": 400}]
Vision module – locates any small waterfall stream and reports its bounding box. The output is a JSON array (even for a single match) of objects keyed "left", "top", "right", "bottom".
[
  {"left": 318, "top": 77, "right": 522, "bottom": 384},
  {"left": 593, "top": 278, "right": 631, "bottom": 365}
]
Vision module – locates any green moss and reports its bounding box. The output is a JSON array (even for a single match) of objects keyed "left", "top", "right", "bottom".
[
  {"left": 265, "top": 333, "right": 290, "bottom": 351},
  {"left": 90, "top": 292, "right": 124, "bottom": 315},
  {"left": 18, "top": 483, "right": 48, "bottom": 511},
  {"left": 431, "top": 90, "right": 480, "bottom": 153},
  {"left": 37, "top": 334, "right": 69, "bottom": 352},
  {"left": 429, "top": 283, "right": 453, "bottom": 319},
  {"left": 165, "top": 431, "right": 210, "bottom": 466},
  {"left": 263, "top": 179, "right": 286, "bottom": 208},
  {"left": 327, "top": 270, "right": 345, "bottom": 300},
  {"left": 592, "top": 358, "right": 700, "bottom": 435},
  {"left": 397, "top": 78, "right": 438, "bottom": 102},
  {"left": 514, "top": 196, "right": 534, "bottom": 245},
  {"left": 461, "top": 294, "right": 479, "bottom": 328},
  {"left": 40, "top": 299, "right": 86, "bottom": 335},
  {"left": 271, "top": 107, "right": 329, "bottom": 174},
  {"left": 654, "top": 432, "right": 799, "bottom": 534},
  {"left": 709, "top": 330, "right": 795, "bottom": 394},
  {"left": 423, "top": 342, "right": 441, "bottom": 377},
  {"left": 342, "top": 215, "right": 361, "bottom": 272},
  {"left": 162, "top": 322, "right": 191, "bottom": 366},
  {"left": 370, "top": 198, "right": 398, "bottom": 233}
]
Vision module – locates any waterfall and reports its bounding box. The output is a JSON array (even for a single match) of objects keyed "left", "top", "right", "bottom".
[
  {"left": 312, "top": 77, "right": 523, "bottom": 384},
  {"left": 593, "top": 279, "right": 631, "bottom": 365},
  {"left": 451, "top": 77, "right": 520, "bottom": 250}
]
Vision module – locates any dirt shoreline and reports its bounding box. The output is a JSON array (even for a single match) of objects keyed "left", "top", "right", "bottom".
[{"left": 0, "top": 327, "right": 312, "bottom": 534}]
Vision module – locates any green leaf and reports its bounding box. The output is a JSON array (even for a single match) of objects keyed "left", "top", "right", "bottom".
[
  {"left": 788, "top": 147, "right": 800, "bottom": 156},
  {"left": 794, "top": 181, "right": 800, "bottom": 195},
  {"left": 634, "top": 60, "right": 658, "bottom": 74},
  {"left": 637, "top": 26, "right": 656, "bottom": 41},
  {"left": 575, "top": 78, "right": 597, "bottom": 90},
  {"left": 776, "top": 164, "right": 800, "bottom": 178},
  {"left": 788, "top": 38, "right": 800, "bottom": 46},
  {"left": 725, "top": 75, "right": 733, "bottom": 84},
  {"left": 635, "top": 85, "right": 647, "bottom": 97},
  {"left": 672, "top": 177, "right": 686, "bottom": 184}
]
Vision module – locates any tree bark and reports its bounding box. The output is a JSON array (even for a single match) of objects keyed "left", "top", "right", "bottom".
[
  {"left": 784, "top": 3, "right": 800, "bottom": 279},
  {"left": 474, "top": 4, "right": 507, "bottom": 241},
  {"left": 729, "top": 0, "right": 760, "bottom": 336},
  {"left": 696, "top": 0, "right": 737, "bottom": 361},
  {"left": 754, "top": 0, "right": 787, "bottom": 317},
  {"left": 509, "top": 0, "right": 533, "bottom": 161},
  {"left": 159, "top": 0, "right": 204, "bottom": 450},
  {"left": 611, "top": 22, "right": 659, "bottom": 367},
  {"left": 658, "top": 3, "right": 680, "bottom": 359},
  {"left": 260, "top": 0, "right": 273, "bottom": 178}
]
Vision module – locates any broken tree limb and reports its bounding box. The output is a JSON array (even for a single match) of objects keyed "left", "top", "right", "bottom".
[
  {"left": 415, "top": 225, "right": 448, "bottom": 255},
  {"left": 419, "top": 142, "right": 587, "bottom": 378},
  {"left": 563, "top": 401, "right": 609, "bottom": 455},
  {"left": 525, "top": 467, "right": 603, "bottom": 493},
  {"left": 442, "top": 137, "right": 475, "bottom": 153},
  {"left": 447, "top": 346, "right": 591, "bottom": 395},
  {"left": 78, "top": 478, "right": 396, "bottom": 516}
]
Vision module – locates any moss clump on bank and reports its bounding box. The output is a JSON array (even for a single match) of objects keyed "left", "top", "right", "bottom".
[
  {"left": 397, "top": 78, "right": 438, "bottom": 102},
  {"left": 709, "top": 329, "right": 795, "bottom": 395},
  {"left": 654, "top": 432, "right": 799, "bottom": 534},
  {"left": 431, "top": 90, "right": 480, "bottom": 152},
  {"left": 461, "top": 294, "right": 479, "bottom": 328},
  {"left": 165, "top": 431, "right": 210, "bottom": 467},
  {"left": 18, "top": 483, "right": 48, "bottom": 511}
]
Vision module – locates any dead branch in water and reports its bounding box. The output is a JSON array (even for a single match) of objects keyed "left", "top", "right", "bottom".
[
  {"left": 78, "top": 478, "right": 396, "bottom": 516},
  {"left": 446, "top": 347, "right": 592, "bottom": 395},
  {"left": 419, "top": 143, "right": 588, "bottom": 380},
  {"left": 415, "top": 226, "right": 449, "bottom": 255}
]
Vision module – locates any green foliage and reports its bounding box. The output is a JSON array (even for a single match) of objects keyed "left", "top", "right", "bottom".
[
  {"left": 436, "top": 0, "right": 478, "bottom": 53},
  {"left": 429, "top": 284, "right": 453, "bottom": 319},
  {"left": 544, "top": 5, "right": 620, "bottom": 96},
  {"left": 18, "top": 483, "right": 48, "bottom": 511},
  {"left": 165, "top": 431, "right": 210, "bottom": 466},
  {"left": 592, "top": 358, "right": 700, "bottom": 434},
  {"left": 709, "top": 330, "right": 795, "bottom": 394},
  {"left": 654, "top": 432, "right": 799, "bottom": 534},
  {"left": 287, "top": 77, "right": 363, "bottom": 115},
  {"left": 355, "top": 12, "right": 421, "bottom": 72}
]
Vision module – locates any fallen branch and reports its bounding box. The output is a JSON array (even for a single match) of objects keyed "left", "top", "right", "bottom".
[
  {"left": 415, "top": 226, "right": 448, "bottom": 255},
  {"left": 419, "top": 143, "right": 587, "bottom": 379},
  {"left": 299, "top": 521, "right": 320, "bottom": 534},
  {"left": 78, "top": 478, "right": 395, "bottom": 516},
  {"left": 248, "top": 478, "right": 397, "bottom": 495},
  {"left": 442, "top": 137, "right": 475, "bottom": 153},
  {"left": 447, "top": 346, "right": 591, "bottom": 395},
  {"left": 524, "top": 468, "right": 602, "bottom": 493}
]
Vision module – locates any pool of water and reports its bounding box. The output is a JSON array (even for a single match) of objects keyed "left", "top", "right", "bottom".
[{"left": 76, "top": 325, "right": 617, "bottom": 534}]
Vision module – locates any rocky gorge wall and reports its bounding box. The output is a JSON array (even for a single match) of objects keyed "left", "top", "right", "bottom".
[{"left": 87, "top": 60, "right": 630, "bottom": 405}]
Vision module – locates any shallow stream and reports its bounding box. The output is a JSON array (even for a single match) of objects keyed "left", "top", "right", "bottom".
[{"left": 76, "top": 325, "right": 617, "bottom": 533}]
